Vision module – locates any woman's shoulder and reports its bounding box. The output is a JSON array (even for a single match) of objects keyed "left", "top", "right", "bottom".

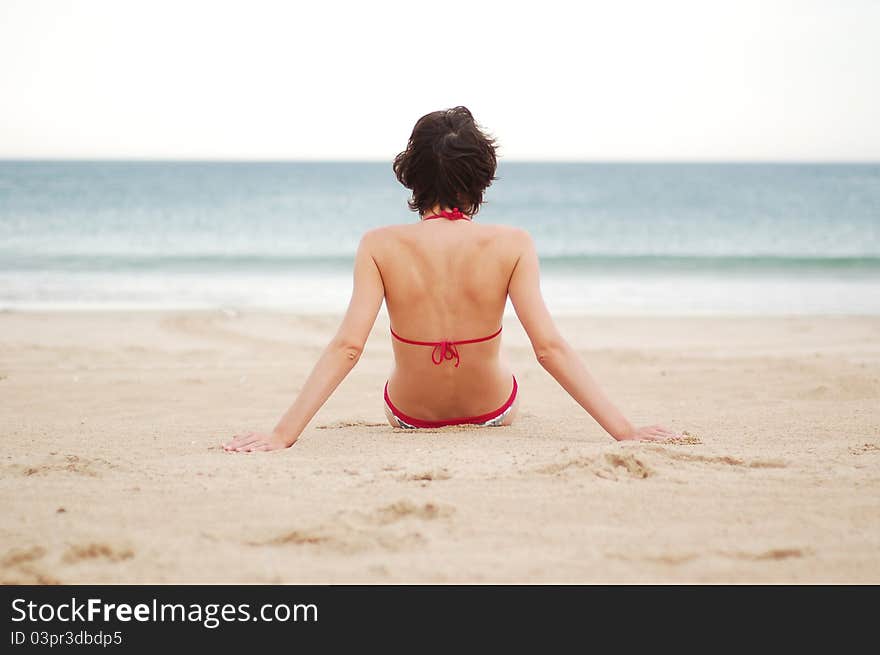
[
  {"left": 358, "top": 224, "right": 406, "bottom": 247},
  {"left": 358, "top": 222, "right": 532, "bottom": 252}
]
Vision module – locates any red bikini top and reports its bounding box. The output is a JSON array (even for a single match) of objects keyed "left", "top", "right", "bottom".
[
  {"left": 422, "top": 207, "right": 470, "bottom": 221},
  {"left": 391, "top": 326, "right": 502, "bottom": 368},
  {"left": 392, "top": 207, "right": 500, "bottom": 367}
]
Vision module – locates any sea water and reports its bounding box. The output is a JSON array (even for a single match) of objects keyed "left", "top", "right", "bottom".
[{"left": 1, "top": 161, "right": 878, "bottom": 314}]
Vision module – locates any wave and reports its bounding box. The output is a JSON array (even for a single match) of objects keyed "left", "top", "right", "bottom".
[
  {"left": 539, "top": 254, "right": 880, "bottom": 273},
  {"left": 2, "top": 252, "right": 880, "bottom": 274}
]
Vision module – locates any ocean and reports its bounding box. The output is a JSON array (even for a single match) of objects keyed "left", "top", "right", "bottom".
[{"left": 1, "top": 161, "right": 878, "bottom": 314}]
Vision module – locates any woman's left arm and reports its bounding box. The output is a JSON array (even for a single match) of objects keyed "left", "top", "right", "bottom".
[{"left": 223, "top": 231, "right": 385, "bottom": 452}]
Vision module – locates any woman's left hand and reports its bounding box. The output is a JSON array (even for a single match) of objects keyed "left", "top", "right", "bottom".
[{"left": 222, "top": 430, "right": 294, "bottom": 453}]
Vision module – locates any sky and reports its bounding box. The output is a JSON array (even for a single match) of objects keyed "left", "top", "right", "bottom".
[{"left": 0, "top": 0, "right": 878, "bottom": 161}]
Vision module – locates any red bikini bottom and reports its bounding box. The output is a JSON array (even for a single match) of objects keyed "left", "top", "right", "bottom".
[{"left": 384, "top": 376, "right": 518, "bottom": 429}]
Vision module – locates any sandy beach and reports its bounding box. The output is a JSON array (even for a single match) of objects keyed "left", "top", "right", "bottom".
[{"left": 1, "top": 310, "right": 878, "bottom": 584}]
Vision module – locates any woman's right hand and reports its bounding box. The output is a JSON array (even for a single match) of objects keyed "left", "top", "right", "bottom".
[{"left": 616, "top": 424, "right": 681, "bottom": 441}]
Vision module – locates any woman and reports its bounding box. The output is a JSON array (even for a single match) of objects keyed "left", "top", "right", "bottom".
[{"left": 223, "top": 106, "right": 678, "bottom": 452}]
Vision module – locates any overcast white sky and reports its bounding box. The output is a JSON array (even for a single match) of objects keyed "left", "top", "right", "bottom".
[{"left": 1, "top": 0, "right": 878, "bottom": 160}]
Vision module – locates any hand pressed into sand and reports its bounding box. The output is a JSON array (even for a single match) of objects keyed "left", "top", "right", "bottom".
[
  {"left": 616, "top": 424, "right": 682, "bottom": 442},
  {"left": 223, "top": 430, "right": 295, "bottom": 453}
]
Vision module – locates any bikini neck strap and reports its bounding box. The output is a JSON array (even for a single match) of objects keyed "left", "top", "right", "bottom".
[{"left": 421, "top": 207, "right": 471, "bottom": 221}]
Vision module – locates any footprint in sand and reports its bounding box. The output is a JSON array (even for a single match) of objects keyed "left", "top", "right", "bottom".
[
  {"left": 601, "top": 453, "right": 653, "bottom": 479},
  {"left": 2, "top": 545, "right": 46, "bottom": 569},
  {"left": 62, "top": 543, "right": 134, "bottom": 564},
  {"left": 398, "top": 469, "right": 452, "bottom": 482},
  {"left": 536, "top": 453, "right": 653, "bottom": 480},
  {"left": 369, "top": 500, "right": 455, "bottom": 525},
  {"left": 20, "top": 454, "right": 118, "bottom": 478},
  {"left": 245, "top": 500, "right": 455, "bottom": 555},
  {"left": 0, "top": 546, "right": 60, "bottom": 584},
  {"left": 721, "top": 548, "right": 808, "bottom": 561}
]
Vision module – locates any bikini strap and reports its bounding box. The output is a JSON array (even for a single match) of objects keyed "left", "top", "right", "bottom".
[
  {"left": 422, "top": 207, "right": 471, "bottom": 221},
  {"left": 390, "top": 326, "right": 502, "bottom": 368}
]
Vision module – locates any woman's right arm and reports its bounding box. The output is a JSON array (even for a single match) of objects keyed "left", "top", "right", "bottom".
[
  {"left": 223, "top": 230, "right": 385, "bottom": 452},
  {"left": 507, "top": 229, "right": 678, "bottom": 442}
]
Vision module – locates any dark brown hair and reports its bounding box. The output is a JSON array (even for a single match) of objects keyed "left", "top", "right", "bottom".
[{"left": 393, "top": 106, "right": 498, "bottom": 217}]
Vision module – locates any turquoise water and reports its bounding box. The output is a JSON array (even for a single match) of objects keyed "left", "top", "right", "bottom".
[{"left": 1, "top": 161, "right": 878, "bottom": 313}]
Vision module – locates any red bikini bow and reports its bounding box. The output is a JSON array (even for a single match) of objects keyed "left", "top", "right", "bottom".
[
  {"left": 431, "top": 340, "right": 461, "bottom": 367},
  {"left": 440, "top": 207, "right": 465, "bottom": 220}
]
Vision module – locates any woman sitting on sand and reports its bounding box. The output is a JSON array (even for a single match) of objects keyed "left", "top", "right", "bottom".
[{"left": 224, "top": 106, "right": 678, "bottom": 452}]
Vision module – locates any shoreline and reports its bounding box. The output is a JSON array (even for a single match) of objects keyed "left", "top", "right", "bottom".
[
  {"left": 4, "top": 268, "right": 879, "bottom": 316},
  {"left": 4, "top": 306, "right": 880, "bottom": 317},
  {"left": 1, "top": 311, "right": 878, "bottom": 583}
]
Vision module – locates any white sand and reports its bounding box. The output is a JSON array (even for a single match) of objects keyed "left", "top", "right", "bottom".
[{"left": 1, "top": 310, "right": 878, "bottom": 583}]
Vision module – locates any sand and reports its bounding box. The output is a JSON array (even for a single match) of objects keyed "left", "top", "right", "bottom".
[{"left": 1, "top": 309, "right": 878, "bottom": 584}]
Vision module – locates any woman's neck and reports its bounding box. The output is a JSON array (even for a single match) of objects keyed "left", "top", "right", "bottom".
[
  {"left": 421, "top": 205, "right": 468, "bottom": 220},
  {"left": 421, "top": 204, "right": 444, "bottom": 219}
]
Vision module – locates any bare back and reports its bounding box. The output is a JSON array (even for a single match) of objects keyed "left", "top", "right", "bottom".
[
  {"left": 370, "top": 219, "right": 520, "bottom": 420},
  {"left": 223, "top": 104, "right": 679, "bottom": 451},
  {"left": 224, "top": 208, "right": 678, "bottom": 451}
]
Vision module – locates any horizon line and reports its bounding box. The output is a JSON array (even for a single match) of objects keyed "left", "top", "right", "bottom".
[{"left": 1, "top": 157, "right": 879, "bottom": 165}]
